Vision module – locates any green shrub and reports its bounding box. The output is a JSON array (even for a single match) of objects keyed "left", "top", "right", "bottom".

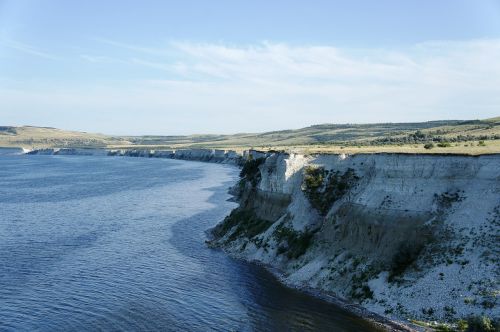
[
  {"left": 302, "top": 166, "right": 358, "bottom": 215},
  {"left": 239, "top": 157, "right": 265, "bottom": 186},
  {"left": 478, "top": 140, "right": 486, "bottom": 146},
  {"left": 422, "top": 307, "right": 435, "bottom": 316},
  {"left": 273, "top": 224, "right": 314, "bottom": 259},
  {"left": 481, "top": 299, "right": 495, "bottom": 309},
  {"left": 213, "top": 209, "right": 272, "bottom": 242},
  {"left": 388, "top": 243, "right": 423, "bottom": 281},
  {"left": 437, "top": 141, "right": 451, "bottom": 148},
  {"left": 424, "top": 142, "right": 435, "bottom": 149},
  {"left": 466, "top": 316, "right": 497, "bottom": 332},
  {"left": 456, "top": 319, "right": 468, "bottom": 331},
  {"left": 350, "top": 284, "right": 374, "bottom": 301},
  {"left": 436, "top": 191, "right": 463, "bottom": 209}
]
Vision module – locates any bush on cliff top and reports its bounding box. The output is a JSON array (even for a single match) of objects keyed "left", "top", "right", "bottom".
[
  {"left": 302, "top": 166, "right": 358, "bottom": 215},
  {"left": 437, "top": 141, "right": 451, "bottom": 148},
  {"left": 424, "top": 142, "right": 435, "bottom": 149}
]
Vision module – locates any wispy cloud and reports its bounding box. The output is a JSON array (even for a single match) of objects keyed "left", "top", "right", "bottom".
[
  {"left": 167, "top": 39, "right": 500, "bottom": 87},
  {"left": 79, "top": 54, "right": 131, "bottom": 65},
  {"left": 0, "top": 37, "right": 61, "bottom": 60},
  {"left": 2, "top": 38, "right": 500, "bottom": 134},
  {"left": 91, "top": 37, "right": 174, "bottom": 56},
  {"left": 84, "top": 37, "right": 500, "bottom": 89}
]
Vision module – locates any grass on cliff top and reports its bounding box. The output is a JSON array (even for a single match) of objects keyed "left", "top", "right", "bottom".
[
  {"left": 0, "top": 126, "right": 129, "bottom": 148},
  {"left": 2, "top": 117, "right": 500, "bottom": 155},
  {"left": 253, "top": 140, "right": 500, "bottom": 156},
  {"left": 104, "top": 140, "right": 500, "bottom": 155}
]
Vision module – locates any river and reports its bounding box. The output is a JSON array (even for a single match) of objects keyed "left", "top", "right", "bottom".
[{"left": 0, "top": 151, "right": 378, "bottom": 331}]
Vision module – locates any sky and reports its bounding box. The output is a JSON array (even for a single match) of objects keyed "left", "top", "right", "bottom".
[{"left": 1, "top": 0, "right": 500, "bottom": 135}]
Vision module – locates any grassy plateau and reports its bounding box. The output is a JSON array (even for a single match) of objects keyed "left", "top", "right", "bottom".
[{"left": 1, "top": 117, "right": 499, "bottom": 155}]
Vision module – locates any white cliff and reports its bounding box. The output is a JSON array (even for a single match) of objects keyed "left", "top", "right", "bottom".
[
  {"left": 210, "top": 152, "right": 500, "bottom": 326},
  {"left": 25, "top": 148, "right": 244, "bottom": 164}
]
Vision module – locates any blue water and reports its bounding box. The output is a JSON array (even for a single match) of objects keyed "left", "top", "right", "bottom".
[{"left": 0, "top": 150, "right": 377, "bottom": 331}]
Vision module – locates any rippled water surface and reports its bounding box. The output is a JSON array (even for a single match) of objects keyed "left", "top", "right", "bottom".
[{"left": 0, "top": 150, "right": 377, "bottom": 331}]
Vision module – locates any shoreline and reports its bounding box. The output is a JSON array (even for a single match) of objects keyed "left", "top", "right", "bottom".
[{"left": 207, "top": 230, "right": 418, "bottom": 332}]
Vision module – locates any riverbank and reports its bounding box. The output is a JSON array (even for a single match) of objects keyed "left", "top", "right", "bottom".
[{"left": 215, "top": 247, "right": 419, "bottom": 332}]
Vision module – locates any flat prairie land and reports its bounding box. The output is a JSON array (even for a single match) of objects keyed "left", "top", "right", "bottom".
[
  {"left": 256, "top": 140, "right": 500, "bottom": 156},
  {"left": 2, "top": 117, "right": 499, "bottom": 155}
]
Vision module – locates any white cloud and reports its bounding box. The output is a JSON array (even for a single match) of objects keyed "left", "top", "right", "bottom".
[
  {"left": 0, "top": 36, "right": 62, "bottom": 60},
  {"left": 2, "top": 39, "right": 500, "bottom": 134}
]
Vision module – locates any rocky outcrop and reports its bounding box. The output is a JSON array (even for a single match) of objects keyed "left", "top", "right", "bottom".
[{"left": 209, "top": 152, "right": 500, "bottom": 326}]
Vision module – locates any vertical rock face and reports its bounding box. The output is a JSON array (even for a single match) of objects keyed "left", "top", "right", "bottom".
[{"left": 210, "top": 153, "right": 500, "bottom": 323}]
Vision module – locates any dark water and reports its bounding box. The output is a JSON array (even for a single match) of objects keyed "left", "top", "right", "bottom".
[{"left": 0, "top": 150, "right": 378, "bottom": 331}]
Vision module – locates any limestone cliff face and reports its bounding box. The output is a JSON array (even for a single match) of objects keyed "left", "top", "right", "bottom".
[{"left": 210, "top": 153, "right": 500, "bottom": 323}]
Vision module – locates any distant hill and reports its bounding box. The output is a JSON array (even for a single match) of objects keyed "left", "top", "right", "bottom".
[
  {"left": 121, "top": 117, "right": 500, "bottom": 151},
  {"left": 1, "top": 117, "right": 499, "bottom": 154},
  {"left": 0, "top": 126, "right": 129, "bottom": 148}
]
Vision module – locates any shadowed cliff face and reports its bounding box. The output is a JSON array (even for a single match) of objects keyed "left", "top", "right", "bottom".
[
  {"left": 242, "top": 190, "right": 292, "bottom": 222},
  {"left": 210, "top": 153, "right": 500, "bottom": 324},
  {"left": 321, "top": 202, "right": 435, "bottom": 264}
]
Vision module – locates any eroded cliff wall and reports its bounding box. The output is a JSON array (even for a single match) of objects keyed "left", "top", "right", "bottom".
[{"left": 210, "top": 153, "right": 499, "bottom": 323}]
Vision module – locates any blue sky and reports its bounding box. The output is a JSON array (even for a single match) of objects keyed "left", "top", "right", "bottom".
[{"left": 1, "top": 0, "right": 500, "bottom": 135}]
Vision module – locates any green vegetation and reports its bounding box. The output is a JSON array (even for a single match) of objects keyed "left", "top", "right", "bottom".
[
  {"left": 388, "top": 243, "right": 423, "bottom": 282},
  {"left": 211, "top": 158, "right": 271, "bottom": 245},
  {"left": 409, "top": 316, "right": 499, "bottom": 332},
  {"left": 435, "top": 191, "right": 464, "bottom": 210},
  {"left": 424, "top": 142, "right": 435, "bottom": 149},
  {"left": 350, "top": 285, "right": 373, "bottom": 301},
  {"left": 302, "top": 166, "right": 358, "bottom": 215},
  {"left": 0, "top": 126, "right": 127, "bottom": 148},
  {"left": 239, "top": 157, "right": 265, "bottom": 186},
  {"left": 0, "top": 126, "right": 17, "bottom": 135},
  {"left": 124, "top": 117, "right": 500, "bottom": 151},
  {"left": 464, "top": 315, "right": 498, "bottom": 332},
  {"left": 349, "top": 266, "right": 376, "bottom": 301},
  {"left": 212, "top": 209, "right": 272, "bottom": 243},
  {"left": 273, "top": 223, "right": 314, "bottom": 259},
  {"left": 437, "top": 141, "right": 452, "bottom": 148}
]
